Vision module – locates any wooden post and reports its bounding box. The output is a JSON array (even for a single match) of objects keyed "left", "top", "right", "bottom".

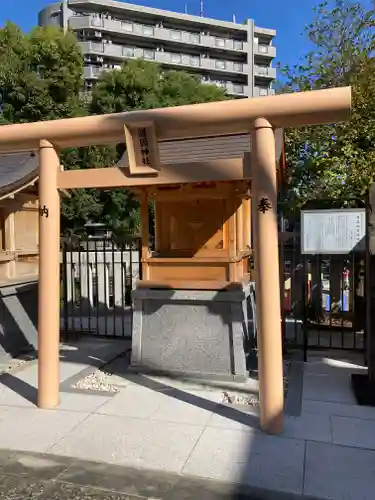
[
  {"left": 140, "top": 191, "right": 150, "bottom": 280},
  {"left": 227, "top": 195, "right": 237, "bottom": 282},
  {"left": 37, "top": 140, "right": 61, "bottom": 409},
  {"left": 251, "top": 118, "right": 284, "bottom": 434},
  {"left": 243, "top": 197, "right": 251, "bottom": 250},
  {"left": 3, "top": 197, "right": 16, "bottom": 279},
  {"left": 236, "top": 200, "right": 244, "bottom": 253}
]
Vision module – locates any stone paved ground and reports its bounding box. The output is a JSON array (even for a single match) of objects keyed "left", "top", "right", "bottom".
[
  {"left": 1, "top": 340, "right": 375, "bottom": 500},
  {"left": 0, "top": 448, "right": 305, "bottom": 499}
]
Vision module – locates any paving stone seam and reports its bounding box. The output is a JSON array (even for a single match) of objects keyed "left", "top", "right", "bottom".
[
  {"left": 43, "top": 410, "right": 94, "bottom": 455},
  {"left": 179, "top": 425, "right": 207, "bottom": 474},
  {"left": 300, "top": 438, "right": 308, "bottom": 497},
  {"left": 328, "top": 414, "right": 333, "bottom": 443},
  {"left": 304, "top": 438, "right": 375, "bottom": 454},
  {"left": 0, "top": 403, "right": 109, "bottom": 414}
]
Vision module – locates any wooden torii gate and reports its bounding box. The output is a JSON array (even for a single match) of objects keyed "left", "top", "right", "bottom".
[{"left": 0, "top": 87, "right": 351, "bottom": 434}]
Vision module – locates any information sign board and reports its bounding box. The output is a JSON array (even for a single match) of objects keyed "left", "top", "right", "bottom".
[{"left": 301, "top": 208, "right": 366, "bottom": 254}]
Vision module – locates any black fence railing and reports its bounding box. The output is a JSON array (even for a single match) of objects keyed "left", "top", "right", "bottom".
[
  {"left": 280, "top": 235, "right": 366, "bottom": 358},
  {"left": 60, "top": 235, "right": 141, "bottom": 341}
]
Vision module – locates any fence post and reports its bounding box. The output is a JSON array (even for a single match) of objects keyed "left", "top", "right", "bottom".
[
  {"left": 62, "top": 242, "right": 69, "bottom": 342},
  {"left": 113, "top": 254, "right": 124, "bottom": 307},
  {"left": 97, "top": 256, "right": 108, "bottom": 309},
  {"left": 302, "top": 255, "right": 308, "bottom": 362}
]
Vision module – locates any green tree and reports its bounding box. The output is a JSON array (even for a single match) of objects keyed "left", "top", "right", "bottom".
[
  {"left": 279, "top": 0, "right": 375, "bottom": 213},
  {"left": 90, "top": 59, "right": 229, "bottom": 114},
  {"left": 0, "top": 22, "right": 85, "bottom": 123}
]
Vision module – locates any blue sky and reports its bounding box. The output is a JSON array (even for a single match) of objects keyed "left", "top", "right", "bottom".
[{"left": 0, "top": 0, "right": 372, "bottom": 73}]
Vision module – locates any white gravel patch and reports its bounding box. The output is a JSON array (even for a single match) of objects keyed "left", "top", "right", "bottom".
[
  {"left": 220, "top": 358, "right": 292, "bottom": 407},
  {"left": 71, "top": 354, "right": 293, "bottom": 406},
  {"left": 72, "top": 369, "right": 124, "bottom": 393},
  {"left": 0, "top": 356, "right": 34, "bottom": 376},
  {"left": 222, "top": 392, "right": 260, "bottom": 406}
]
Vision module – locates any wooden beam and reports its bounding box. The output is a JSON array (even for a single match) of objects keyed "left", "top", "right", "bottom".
[
  {"left": 145, "top": 183, "right": 233, "bottom": 202},
  {"left": 57, "top": 159, "right": 250, "bottom": 190},
  {"left": 136, "top": 276, "right": 251, "bottom": 291},
  {"left": 0, "top": 87, "right": 351, "bottom": 153}
]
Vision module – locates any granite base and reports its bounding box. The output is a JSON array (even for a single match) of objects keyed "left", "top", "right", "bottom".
[{"left": 130, "top": 283, "right": 256, "bottom": 381}]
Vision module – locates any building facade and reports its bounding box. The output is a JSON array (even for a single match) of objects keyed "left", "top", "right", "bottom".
[{"left": 39, "top": 0, "right": 277, "bottom": 98}]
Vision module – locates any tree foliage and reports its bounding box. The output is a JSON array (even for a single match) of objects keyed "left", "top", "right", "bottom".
[
  {"left": 90, "top": 59, "right": 228, "bottom": 114},
  {"left": 0, "top": 22, "right": 84, "bottom": 123},
  {"left": 280, "top": 0, "right": 375, "bottom": 212}
]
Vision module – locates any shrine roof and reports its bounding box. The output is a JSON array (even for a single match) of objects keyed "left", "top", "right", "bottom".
[
  {"left": 0, "top": 152, "right": 38, "bottom": 200},
  {"left": 116, "top": 130, "right": 284, "bottom": 168}
]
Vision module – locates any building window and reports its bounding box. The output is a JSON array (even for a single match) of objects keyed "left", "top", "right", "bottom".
[
  {"left": 170, "top": 53, "right": 182, "bottom": 64},
  {"left": 143, "top": 25, "right": 154, "bottom": 36},
  {"left": 216, "top": 80, "right": 226, "bottom": 88},
  {"left": 233, "top": 84, "right": 244, "bottom": 94},
  {"left": 215, "top": 59, "right": 226, "bottom": 70},
  {"left": 215, "top": 37, "right": 225, "bottom": 48},
  {"left": 121, "top": 21, "right": 133, "bottom": 31},
  {"left": 233, "top": 62, "right": 243, "bottom": 72},
  {"left": 189, "top": 55, "right": 200, "bottom": 66},
  {"left": 143, "top": 49, "right": 155, "bottom": 60},
  {"left": 233, "top": 40, "right": 243, "bottom": 50},
  {"left": 123, "top": 46, "right": 134, "bottom": 58},
  {"left": 170, "top": 30, "right": 182, "bottom": 41},
  {"left": 91, "top": 17, "right": 103, "bottom": 27},
  {"left": 256, "top": 65, "right": 268, "bottom": 75},
  {"left": 259, "top": 87, "right": 268, "bottom": 96},
  {"left": 189, "top": 32, "right": 200, "bottom": 44},
  {"left": 258, "top": 44, "right": 268, "bottom": 54}
]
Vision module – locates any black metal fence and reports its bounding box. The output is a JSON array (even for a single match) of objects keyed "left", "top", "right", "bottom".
[
  {"left": 60, "top": 235, "right": 141, "bottom": 341},
  {"left": 280, "top": 233, "right": 366, "bottom": 359}
]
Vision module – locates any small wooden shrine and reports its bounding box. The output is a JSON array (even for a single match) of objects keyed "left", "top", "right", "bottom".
[
  {"left": 128, "top": 131, "right": 285, "bottom": 290},
  {"left": 0, "top": 152, "right": 40, "bottom": 282}
]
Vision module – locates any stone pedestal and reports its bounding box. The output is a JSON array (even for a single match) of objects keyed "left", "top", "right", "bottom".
[
  {"left": 0, "top": 279, "right": 38, "bottom": 359},
  {"left": 130, "top": 282, "right": 256, "bottom": 381}
]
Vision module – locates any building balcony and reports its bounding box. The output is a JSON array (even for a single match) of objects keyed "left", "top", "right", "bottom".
[
  {"left": 69, "top": 15, "right": 249, "bottom": 55},
  {"left": 254, "top": 43, "right": 276, "bottom": 59},
  {"left": 83, "top": 65, "right": 250, "bottom": 97},
  {"left": 79, "top": 41, "right": 250, "bottom": 77},
  {"left": 253, "top": 65, "right": 277, "bottom": 79},
  {"left": 84, "top": 66, "right": 103, "bottom": 79},
  {"left": 253, "top": 86, "right": 276, "bottom": 97},
  {"left": 201, "top": 79, "right": 249, "bottom": 97}
]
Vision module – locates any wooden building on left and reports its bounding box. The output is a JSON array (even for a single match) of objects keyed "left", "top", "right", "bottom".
[{"left": 0, "top": 152, "right": 39, "bottom": 359}]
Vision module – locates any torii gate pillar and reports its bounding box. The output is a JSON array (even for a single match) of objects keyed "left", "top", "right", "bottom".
[
  {"left": 251, "top": 119, "right": 284, "bottom": 434},
  {"left": 37, "top": 140, "right": 61, "bottom": 409}
]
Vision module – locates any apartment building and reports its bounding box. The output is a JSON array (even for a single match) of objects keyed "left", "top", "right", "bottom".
[{"left": 39, "top": 0, "right": 277, "bottom": 98}]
